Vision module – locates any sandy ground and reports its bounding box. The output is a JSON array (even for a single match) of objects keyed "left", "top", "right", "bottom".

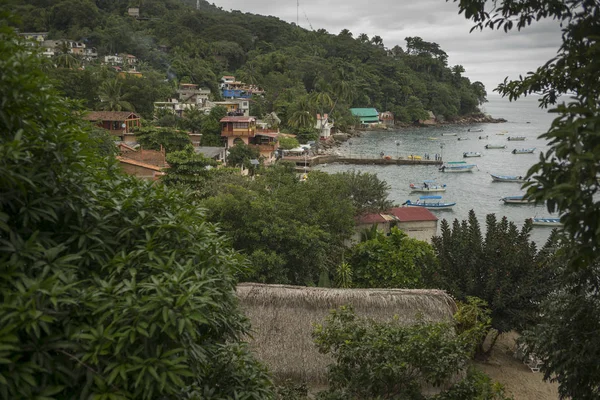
[{"left": 474, "top": 332, "right": 559, "bottom": 400}]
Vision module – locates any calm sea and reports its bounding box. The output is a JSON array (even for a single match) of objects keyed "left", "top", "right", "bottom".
[{"left": 317, "top": 94, "right": 560, "bottom": 245}]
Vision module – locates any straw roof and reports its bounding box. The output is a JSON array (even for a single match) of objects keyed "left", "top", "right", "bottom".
[{"left": 236, "top": 283, "right": 457, "bottom": 383}]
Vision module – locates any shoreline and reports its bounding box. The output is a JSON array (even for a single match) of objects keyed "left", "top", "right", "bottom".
[{"left": 319, "top": 113, "right": 507, "bottom": 155}]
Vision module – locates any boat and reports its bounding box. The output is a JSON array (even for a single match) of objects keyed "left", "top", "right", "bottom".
[
  {"left": 439, "top": 163, "right": 476, "bottom": 172},
  {"left": 467, "top": 128, "right": 484, "bottom": 132},
  {"left": 507, "top": 136, "right": 526, "bottom": 141},
  {"left": 512, "top": 148, "right": 536, "bottom": 154},
  {"left": 457, "top": 137, "right": 469, "bottom": 141},
  {"left": 501, "top": 195, "right": 535, "bottom": 204},
  {"left": 490, "top": 174, "right": 527, "bottom": 183},
  {"left": 409, "top": 180, "right": 447, "bottom": 193},
  {"left": 442, "top": 133, "right": 457, "bottom": 136},
  {"left": 407, "top": 155, "right": 422, "bottom": 160},
  {"left": 404, "top": 195, "right": 456, "bottom": 210},
  {"left": 485, "top": 144, "right": 507, "bottom": 149},
  {"left": 447, "top": 161, "right": 466, "bottom": 164},
  {"left": 478, "top": 135, "right": 489, "bottom": 139},
  {"left": 463, "top": 152, "right": 482, "bottom": 158},
  {"left": 530, "top": 217, "right": 562, "bottom": 227}
]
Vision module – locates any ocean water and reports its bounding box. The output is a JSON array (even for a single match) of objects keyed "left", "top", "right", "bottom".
[{"left": 317, "top": 95, "right": 560, "bottom": 245}]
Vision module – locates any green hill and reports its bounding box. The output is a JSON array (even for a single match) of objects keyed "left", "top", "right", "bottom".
[{"left": 8, "top": 0, "right": 487, "bottom": 127}]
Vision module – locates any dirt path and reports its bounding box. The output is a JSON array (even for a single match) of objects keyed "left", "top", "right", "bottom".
[{"left": 474, "top": 332, "right": 559, "bottom": 400}]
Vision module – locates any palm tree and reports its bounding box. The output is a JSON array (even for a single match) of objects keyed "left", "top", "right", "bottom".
[
  {"left": 54, "top": 41, "right": 79, "bottom": 69},
  {"left": 357, "top": 33, "right": 369, "bottom": 43},
  {"left": 288, "top": 110, "right": 314, "bottom": 130},
  {"left": 97, "top": 79, "right": 134, "bottom": 112}
]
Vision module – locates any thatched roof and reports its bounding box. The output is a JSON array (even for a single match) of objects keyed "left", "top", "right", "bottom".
[{"left": 236, "top": 283, "right": 457, "bottom": 383}]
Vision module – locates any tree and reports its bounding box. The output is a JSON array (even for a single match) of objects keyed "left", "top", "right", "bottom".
[
  {"left": 0, "top": 25, "right": 274, "bottom": 399},
  {"left": 135, "top": 126, "right": 192, "bottom": 153},
  {"left": 163, "top": 149, "right": 217, "bottom": 188},
  {"left": 349, "top": 227, "right": 437, "bottom": 288},
  {"left": 97, "top": 78, "right": 134, "bottom": 112},
  {"left": 226, "top": 142, "right": 260, "bottom": 168},
  {"left": 429, "top": 211, "right": 555, "bottom": 336},
  {"left": 450, "top": 1, "right": 600, "bottom": 397},
  {"left": 336, "top": 170, "right": 393, "bottom": 214},
  {"left": 277, "top": 135, "right": 299, "bottom": 150},
  {"left": 312, "top": 306, "right": 510, "bottom": 399}
]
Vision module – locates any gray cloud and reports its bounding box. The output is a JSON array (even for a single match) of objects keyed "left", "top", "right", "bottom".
[{"left": 212, "top": 0, "right": 562, "bottom": 91}]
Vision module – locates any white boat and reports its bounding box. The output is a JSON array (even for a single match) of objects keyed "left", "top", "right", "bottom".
[
  {"left": 439, "top": 162, "right": 476, "bottom": 172},
  {"left": 490, "top": 174, "right": 527, "bottom": 183},
  {"left": 404, "top": 195, "right": 456, "bottom": 210},
  {"left": 442, "top": 133, "right": 457, "bottom": 136},
  {"left": 530, "top": 217, "right": 562, "bottom": 227},
  {"left": 463, "top": 151, "right": 481, "bottom": 158},
  {"left": 512, "top": 148, "right": 536, "bottom": 154},
  {"left": 409, "top": 180, "right": 447, "bottom": 193},
  {"left": 467, "top": 128, "right": 484, "bottom": 132},
  {"left": 457, "top": 137, "right": 469, "bottom": 141},
  {"left": 507, "top": 136, "right": 526, "bottom": 141},
  {"left": 485, "top": 144, "right": 507, "bottom": 149},
  {"left": 501, "top": 195, "right": 535, "bottom": 204}
]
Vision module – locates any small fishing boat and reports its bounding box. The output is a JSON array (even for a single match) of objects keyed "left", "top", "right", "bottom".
[
  {"left": 485, "top": 144, "right": 507, "bottom": 149},
  {"left": 442, "top": 133, "right": 457, "bottom": 136},
  {"left": 512, "top": 148, "right": 536, "bottom": 154},
  {"left": 507, "top": 136, "right": 526, "bottom": 141},
  {"left": 409, "top": 180, "right": 447, "bottom": 193},
  {"left": 463, "top": 151, "right": 481, "bottom": 158},
  {"left": 447, "top": 161, "right": 466, "bottom": 164},
  {"left": 439, "top": 163, "right": 476, "bottom": 172},
  {"left": 467, "top": 128, "right": 484, "bottom": 132},
  {"left": 404, "top": 195, "right": 456, "bottom": 210},
  {"left": 501, "top": 195, "right": 535, "bottom": 204},
  {"left": 457, "top": 137, "right": 469, "bottom": 141},
  {"left": 490, "top": 174, "right": 527, "bottom": 183},
  {"left": 530, "top": 217, "right": 562, "bottom": 227}
]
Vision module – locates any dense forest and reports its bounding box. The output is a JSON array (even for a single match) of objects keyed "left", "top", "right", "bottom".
[{"left": 8, "top": 0, "right": 487, "bottom": 129}]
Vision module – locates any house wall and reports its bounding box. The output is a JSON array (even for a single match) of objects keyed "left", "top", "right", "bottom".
[
  {"left": 350, "top": 221, "right": 391, "bottom": 243},
  {"left": 397, "top": 221, "right": 437, "bottom": 243}
]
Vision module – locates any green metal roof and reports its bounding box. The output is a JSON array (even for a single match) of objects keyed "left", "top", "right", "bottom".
[{"left": 350, "top": 108, "right": 379, "bottom": 117}]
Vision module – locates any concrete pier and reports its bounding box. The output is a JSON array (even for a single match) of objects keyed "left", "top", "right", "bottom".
[{"left": 283, "top": 155, "right": 443, "bottom": 168}]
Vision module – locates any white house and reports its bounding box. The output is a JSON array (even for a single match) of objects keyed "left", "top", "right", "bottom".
[{"left": 315, "top": 113, "right": 334, "bottom": 139}]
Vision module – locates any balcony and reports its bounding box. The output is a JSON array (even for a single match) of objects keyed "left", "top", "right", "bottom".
[{"left": 221, "top": 127, "right": 255, "bottom": 137}]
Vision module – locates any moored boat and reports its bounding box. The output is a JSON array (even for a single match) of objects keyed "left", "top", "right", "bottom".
[
  {"left": 512, "top": 148, "right": 536, "bottom": 154},
  {"left": 485, "top": 144, "right": 507, "bottom": 149},
  {"left": 467, "top": 128, "right": 484, "bottom": 132},
  {"left": 457, "top": 137, "right": 469, "bottom": 141},
  {"left": 404, "top": 195, "right": 456, "bottom": 210},
  {"left": 439, "top": 163, "right": 476, "bottom": 172},
  {"left": 442, "top": 133, "right": 457, "bottom": 136},
  {"left": 409, "top": 180, "right": 447, "bottom": 193},
  {"left": 501, "top": 195, "right": 535, "bottom": 204},
  {"left": 490, "top": 174, "right": 527, "bottom": 183},
  {"left": 530, "top": 217, "right": 562, "bottom": 227},
  {"left": 507, "top": 136, "right": 526, "bottom": 141},
  {"left": 463, "top": 151, "right": 481, "bottom": 158}
]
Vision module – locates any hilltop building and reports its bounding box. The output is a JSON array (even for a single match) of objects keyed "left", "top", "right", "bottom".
[
  {"left": 219, "top": 75, "right": 263, "bottom": 99},
  {"left": 41, "top": 39, "right": 97, "bottom": 61},
  {"left": 315, "top": 113, "right": 334, "bottom": 139},
  {"left": 83, "top": 111, "right": 141, "bottom": 142}
]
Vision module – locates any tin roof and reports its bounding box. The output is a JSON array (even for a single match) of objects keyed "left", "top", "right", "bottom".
[{"left": 387, "top": 207, "right": 438, "bottom": 222}]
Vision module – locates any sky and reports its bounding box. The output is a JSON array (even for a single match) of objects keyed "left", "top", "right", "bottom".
[{"left": 210, "top": 0, "right": 563, "bottom": 94}]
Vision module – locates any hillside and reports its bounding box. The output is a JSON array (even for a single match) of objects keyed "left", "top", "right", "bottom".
[{"left": 8, "top": 0, "right": 487, "bottom": 128}]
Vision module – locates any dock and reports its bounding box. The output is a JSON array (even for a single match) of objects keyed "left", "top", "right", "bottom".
[{"left": 283, "top": 155, "right": 443, "bottom": 170}]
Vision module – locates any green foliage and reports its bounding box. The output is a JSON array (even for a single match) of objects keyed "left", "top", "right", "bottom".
[
  {"left": 88, "top": 126, "right": 118, "bottom": 157},
  {"left": 97, "top": 78, "right": 134, "bottom": 111},
  {"left": 201, "top": 168, "right": 360, "bottom": 285},
  {"left": 454, "top": 297, "right": 492, "bottom": 359},
  {"left": 429, "top": 211, "right": 555, "bottom": 334},
  {"left": 0, "top": 24, "right": 274, "bottom": 399},
  {"left": 226, "top": 142, "right": 261, "bottom": 168},
  {"left": 334, "top": 261, "right": 353, "bottom": 288},
  {"left": 313, "top": 306, "right": 508, "bottom": 400},
  {"left": 338, "top": 170, "right": 393, "bottom": 214},
  {"left": 135, "top": 125, "right": 192, "bottom": 154},
  {"left": 349, "top": 227, "right": 437, "bottom": 288},
  {"left": 163, "top": 150, "right": 217, "bottom": 188},
  {"left": 277, "top": 135, "right": 300, "bottom": 150}
]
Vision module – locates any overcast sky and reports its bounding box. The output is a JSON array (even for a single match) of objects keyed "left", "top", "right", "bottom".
[{"left": 211, "top": 0, "right": 563, "bottom": 94}]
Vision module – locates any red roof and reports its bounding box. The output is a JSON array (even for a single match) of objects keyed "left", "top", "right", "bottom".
[
  {"left": 220, "top": 116, "right": 256, "bottom": 123},
  {"left": 387, "top": 207, "right": 438, "bottom": 222},
  {"left": 356, "top": 213, "right": 387, "bottom": 224}
]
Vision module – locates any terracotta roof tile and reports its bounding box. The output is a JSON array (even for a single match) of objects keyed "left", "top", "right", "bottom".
[
  {"left": 83, "top": 111, "right": 140, "bottom": 121},
  {"left": 387, "top": 207, "right": 438, "bottom": 222}
]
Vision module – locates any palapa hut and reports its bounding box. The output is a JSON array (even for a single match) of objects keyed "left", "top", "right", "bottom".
[{"left": 236, "top": 283, "right": 458, "bottom": 383}]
